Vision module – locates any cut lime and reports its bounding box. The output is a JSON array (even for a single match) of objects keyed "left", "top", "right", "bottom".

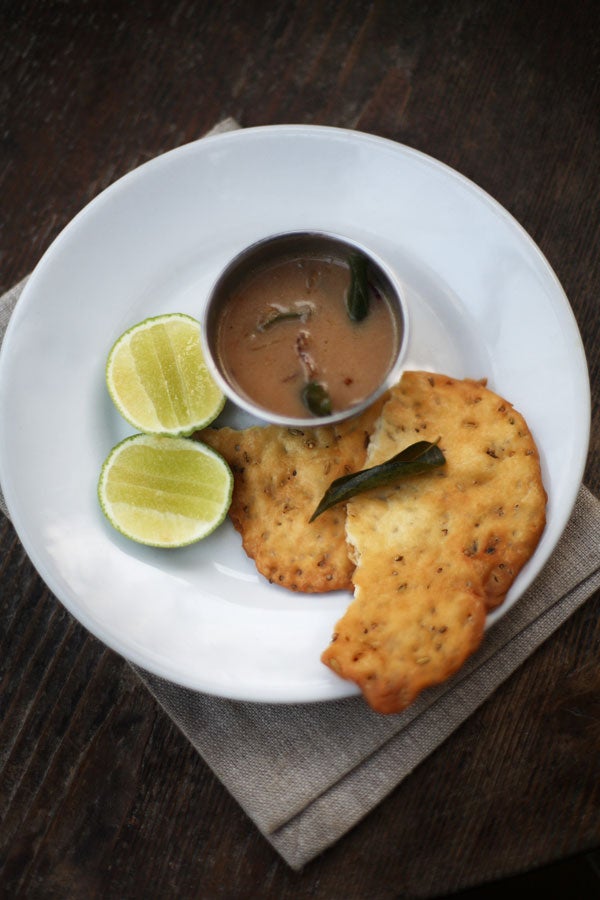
[
  {"left": 98, "top": 434, "right": 233, "bottom": 547},
  {"left": 106, "top": 313, "right": 225, "bottom": 435}
]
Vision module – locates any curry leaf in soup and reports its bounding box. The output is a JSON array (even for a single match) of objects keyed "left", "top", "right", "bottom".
[
  {"left": 302, "top": 381, "right": 332, "bottom": 417},
  {"left": 309, "top": 439, "right": 446, "bottom": 521},
  {"left": 256, "top": 302, "right": 313, "bottom": 332},
  {"left": 346, "top": 253, "right": 370, "bottom": 322}
]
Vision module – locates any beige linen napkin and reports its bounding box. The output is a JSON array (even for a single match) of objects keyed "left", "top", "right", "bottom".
[{"left": 1, "top": 119, "right": 599, "bottom": 870}]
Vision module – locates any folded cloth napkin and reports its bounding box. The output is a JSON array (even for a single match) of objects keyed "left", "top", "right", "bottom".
[{"left": 1, "top": 119, "right": 599, "bottom": 871}]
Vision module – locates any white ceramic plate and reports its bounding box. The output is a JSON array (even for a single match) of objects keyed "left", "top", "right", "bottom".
[{"left": 0, "top": 125, "right": 590, "bottom": 703}]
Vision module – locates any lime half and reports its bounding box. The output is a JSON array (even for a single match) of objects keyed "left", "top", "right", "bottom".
[
  {"left": 98, "top": 434, "right": 233, "bottom": 547},
  {"left": 106, "top": 313, "right": 225, "bottom": 435}
]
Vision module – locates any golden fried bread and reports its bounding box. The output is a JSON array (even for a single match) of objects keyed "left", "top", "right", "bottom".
[
  {"left": 198, "top": 399, "right": 384, "bottom": 592},
  {"left": 321, "top": 371, "right": 547, "bottom": 714}
]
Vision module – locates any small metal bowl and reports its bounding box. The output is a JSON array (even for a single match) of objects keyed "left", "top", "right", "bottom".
[{"left": 201, "top": 231, "right": 410, "bottom": 427}]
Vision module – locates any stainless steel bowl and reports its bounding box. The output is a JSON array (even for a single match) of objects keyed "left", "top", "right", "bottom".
[{"left": 201, "top": 230, "right": 410, "bottom": 427}]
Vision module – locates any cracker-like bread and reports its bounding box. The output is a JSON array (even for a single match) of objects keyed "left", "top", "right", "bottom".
[
  {"left": 321, "top": 371, "right": 547, "bottom": 714},
  {"left": 198, "top": 399, "right": 384, "bottom": 592}
]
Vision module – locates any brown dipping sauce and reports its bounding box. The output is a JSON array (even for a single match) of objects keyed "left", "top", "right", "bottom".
[{"left": 215, "top": 253, "right": 400, "bottom": 419}]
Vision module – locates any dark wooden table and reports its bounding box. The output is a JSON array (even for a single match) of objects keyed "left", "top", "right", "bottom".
[{"left": 1, "top": 2, "right": 599, "bottom": 897}]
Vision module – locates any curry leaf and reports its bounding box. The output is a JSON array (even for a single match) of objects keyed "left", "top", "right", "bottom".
[
  {"left": 257, "top": 302, "right": 313, "bottom": 332},
  {"left": 302, "top": 381, "right": 332, "bottom": 417},
  {"left": 309, "top": 439, "right": 445, "bottom": 521},
  {"left": 346, "top": 253, "right": 370, "bottom": 322}
]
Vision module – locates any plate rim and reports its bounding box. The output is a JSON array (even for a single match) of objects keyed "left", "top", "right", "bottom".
[{"left": 0, "top": 124, "right": 591, "bottom": 702}]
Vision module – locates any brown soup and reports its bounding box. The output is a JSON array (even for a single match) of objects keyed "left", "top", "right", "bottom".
[{"left": 215, "top": 252, "right": 400, "bottom": 419}]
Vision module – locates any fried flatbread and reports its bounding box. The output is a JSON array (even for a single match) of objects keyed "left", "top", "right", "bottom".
[
  {"left": 321, "top": 371, "right": 547, "bottom": 714},
  {"left": 197, "top": 399, "right": 384, "bottom": 592}
]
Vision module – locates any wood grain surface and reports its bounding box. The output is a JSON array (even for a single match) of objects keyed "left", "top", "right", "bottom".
[{"left": 1, "top": 1, "right": 599, "bottom": 897}]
